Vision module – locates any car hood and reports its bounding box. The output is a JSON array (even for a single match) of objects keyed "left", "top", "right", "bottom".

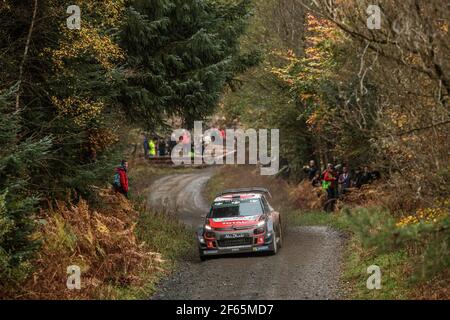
[{"left": 208, "top": 216, "right": 261, "bottom": 228}]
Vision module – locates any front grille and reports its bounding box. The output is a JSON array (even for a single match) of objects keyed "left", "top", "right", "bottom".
[
  {"left": 216, "top": 226, "right": 254, "bottom": 231},
  {"left": 217, "top": 237, "right": 253, "bottom": 247}
]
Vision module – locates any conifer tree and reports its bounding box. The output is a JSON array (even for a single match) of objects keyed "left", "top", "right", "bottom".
[
  {"left": 120, "top": 0, "right": 258, "bottom": 129},
  {"left": 0, "top": 1, "right": 127, "bottom": 199},
  {"left": 0, "top": 86, "right": 51, "bottom": 286}
]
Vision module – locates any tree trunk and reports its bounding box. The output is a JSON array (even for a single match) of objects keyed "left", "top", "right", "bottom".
[{"left": 15, "top": 0, "right": 38, "bottom": 112}]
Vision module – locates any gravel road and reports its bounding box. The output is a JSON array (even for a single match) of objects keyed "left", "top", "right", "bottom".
[{"left": 148, "top": 169, "right": 345, "bottom": 300}]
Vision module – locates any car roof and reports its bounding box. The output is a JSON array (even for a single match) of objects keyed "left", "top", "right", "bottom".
[{"left": 214, "top": 193, "right": 263, "bottom": 202}]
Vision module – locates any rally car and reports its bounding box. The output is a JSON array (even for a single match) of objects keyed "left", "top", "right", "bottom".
[{"left": 197, "top": 187, "right": 283, "bottom": 261}]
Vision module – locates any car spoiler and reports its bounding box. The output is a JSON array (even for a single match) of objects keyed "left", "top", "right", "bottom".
[{"left": 216, "top": 187, "right": 272, "bottom": 198}]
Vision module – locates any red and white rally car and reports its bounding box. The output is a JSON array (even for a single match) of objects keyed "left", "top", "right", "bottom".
[{"left": 197, "top": 188, "right": 283, "bottom": 261}]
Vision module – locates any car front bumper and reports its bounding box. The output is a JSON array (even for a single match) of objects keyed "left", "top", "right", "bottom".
[
  {"left": 200, "top": 244, "right": 273, "bottom": 256},
  {"left": 197, "top": 229, "right": 275, "bottom": 257}
]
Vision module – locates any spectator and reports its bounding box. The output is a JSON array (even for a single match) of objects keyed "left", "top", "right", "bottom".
[
  {"left": 113, "top": 160, "right": 129, "bottom": 198},
  {"left": 143, "top": 135, "right": 149, "bottom": 159},
  {"left": 182, "top": 130, "right": 191, "bottom": 145},
  {"left": 338, "top": 166, "right": 352, "bottom": 194},
  {"left": 323, "top": 163, "right": 337, "bottom": 200},
  {"left": 353, "top": 167, "right": 361, "bottom": 187},
  {"left": 148, "top": 138, "right": 156, "bottom": 158},
  {"left": 355, "top": 166, "right": 371, "bottom": 188},
  {"left": 370, "top": 170, "right": 381, "bottom": 181},
  {"left": 335, "top": 163, "right": 343, "bottom": 174},
  {"left": 303, "top": 160, "right": 319, "bottom": 181},
  {"left": 158, "top": 139, "right": 166, "bottom": 156}
]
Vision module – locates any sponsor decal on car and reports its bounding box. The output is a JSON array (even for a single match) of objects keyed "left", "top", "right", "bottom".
[
  {"left": 223, "top": 233, "right": 246, "bottom": 239},
  {"left": 212, "top": 216, "right": 258, "bottom": 223}
]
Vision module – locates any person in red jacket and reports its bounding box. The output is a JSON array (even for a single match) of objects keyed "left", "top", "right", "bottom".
[
  {"left": 323, "top": 163, "right": 337, "bottom": 200},
  {"left": 113, "top": 160, "right": 129, "bottom": 198}
]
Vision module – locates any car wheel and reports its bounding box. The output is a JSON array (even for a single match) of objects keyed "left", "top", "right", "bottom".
[
  {"left": 277, "top": 222, "right": 283, "bottom": 249},
  {"left": 269, "top": 226, "right": 279, "bottom": 255},
  {"left": 199, "top": 249, "right": 207, "bottom": 262}
]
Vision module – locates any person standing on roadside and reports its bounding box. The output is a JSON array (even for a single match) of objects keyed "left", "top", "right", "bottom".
[
  {"left": 303, "top": 160, "right": 318, "bottom": 181},
  {"left": 338, "top": 165, "right": 352, "bottom": 194},
  {"left": 148, "top": 138, "right": 156, "bottom": 158},
  {"left": 355, "top": 166, "right": 371, "bottom": 188},
  {"left": 113, "top": 160, "right": 129, "bottom": 198},
  {"left": 323, "top": 163, "right": 337, "bottom": 200},
  {"left": 143, "top": 135, "right": 149, "bottom": 159},
  {"left": 158, "top": 138, "right": 166, "bottom": 156}
]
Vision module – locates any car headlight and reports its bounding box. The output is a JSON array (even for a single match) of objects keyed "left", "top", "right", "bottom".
[
  {"left": 204, "top": 224, "right": 212, "bottom": 231},
  {"left": 257, "top": 220, "right": 266, "bottom": 227}
]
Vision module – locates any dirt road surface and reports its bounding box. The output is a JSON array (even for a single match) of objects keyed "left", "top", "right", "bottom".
[{"left": 148, "top": 169, "right": 345, "bottom": 300}]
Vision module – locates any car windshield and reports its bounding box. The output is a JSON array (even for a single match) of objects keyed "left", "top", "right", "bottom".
[{"left": 210, "top": 199, "right": 263, "bottom": 218}]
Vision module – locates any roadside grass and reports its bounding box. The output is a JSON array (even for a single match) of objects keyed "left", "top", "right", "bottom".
[
  {"left": 344, "top": 241, "right": 410, "bottom": 300},
  {"left": 135, "top": 204, "right": 195, "bottom": 262},
  {"left": 287, "top": 210, "right": 351, "bottom": 231},
  {"left": 108, "top": 205, "right": 195, "bottom": 300}
]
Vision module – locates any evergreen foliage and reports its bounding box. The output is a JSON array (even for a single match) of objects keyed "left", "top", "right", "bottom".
[
  {"left": 0, "top": 86, "right": 51, "bottom": 286},
  {"left": 120, "top": 0, "right": 259, "bottom": 129}
]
